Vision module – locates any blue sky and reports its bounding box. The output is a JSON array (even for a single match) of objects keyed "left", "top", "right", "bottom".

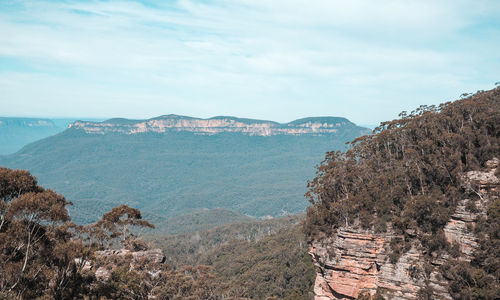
[{"left": 0, "top": 0, "right": 499, "bottom": 125}]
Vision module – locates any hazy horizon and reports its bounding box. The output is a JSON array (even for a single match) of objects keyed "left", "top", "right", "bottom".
[
  {"left": 1, "top": 0, "right": 499, "bottom": 125},
  {"left": 0, "top": 113, "right": 378, "bottom": 127}
]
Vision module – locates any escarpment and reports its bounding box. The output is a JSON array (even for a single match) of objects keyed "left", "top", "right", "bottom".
[
  {"left": 305, "top": 88, "right": 500, "bottom": 299},
  {"left": 68, "top": 115, "right": 369, "bottom": 136},
  {"left": 310, "top": 159, "right": 498, "bottom": 299},
  {"left": 1, "top": 113, "right": 370, "bottom": 225}
]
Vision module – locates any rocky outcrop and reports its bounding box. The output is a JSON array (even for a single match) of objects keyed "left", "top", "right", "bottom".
[
  {"left": 310, "top": 229, "right": 450, "bottom": 300},
  {"left": 93, "top": 248, "right": 166, "bottom": 281},
  {"left": 462, "top": 157, "right": 499, "bottom": 195},
  {"left": 443, "top": 157, "right": 499, "bottom": 261},
  {"left": 95, "top": 248, "right": 165, "bottom": 265},
  {"left": 310, "top": 159, "right": 499, "bottom": 299},
  {"left": 69, "top": 115, "right": 369, "bottom": 136}
]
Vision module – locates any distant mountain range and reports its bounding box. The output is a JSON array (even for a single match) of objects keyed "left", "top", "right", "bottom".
[
  {"left": 0, "top": 117, "right": 104, "bottom": 155},
  {"left": 0, "top": 117, "right": 63, "bottom": 155},
  {"left": 0, "top": 114, "right": 370, "bottom": 225},
  {"left": 70, "top": 115, "right": 361, "bottom": 136}
]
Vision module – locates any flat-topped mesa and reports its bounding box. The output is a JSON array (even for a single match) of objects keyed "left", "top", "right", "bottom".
[{"left": 68, "top": 115, "right": 365, "bottom": 136}]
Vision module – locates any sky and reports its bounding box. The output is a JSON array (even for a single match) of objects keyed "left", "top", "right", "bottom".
[{"left": 0, "top": 0, "right": 499, "bottom": 125}]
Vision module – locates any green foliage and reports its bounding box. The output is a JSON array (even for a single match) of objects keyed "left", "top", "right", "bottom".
[
  {"left": 151, "top": 216, "right": 315, "bottom": 299},
  {"left": 152, "top": 208, "right": 254, "bottom": 235},
  {"left": 1, "top": 167, "right": 313, "bottom": 299},
  {"left": 0, "top": 167, "right": 95, "bottom": 299},
  {"left": 403, "top": 193, "right": 451, "bottom": 233},
  {"left": 152, "top": 215, "right": 303, "bottom": 267},
  {"left": 93, "top": 204, "right": 154, "bottom": 249},
  {"left": 305, "top": 88, "right": 499, "bottom": 235},
  {"left": 357, "top": 289, "right": 386, "bottom": 300},
  {"left": 99, "top": 266, "right": 146, "bottom": 299},
  {"left": 152, "top": 265, "right": 218, "bottom": 300},
  {"left": 200, "top": 225, "right": 315, "bottom": 299},
  {"left": 441, "top": 198, "right": 500, "bottom": 299},
  {"left": 0, "top": 167, "right": 213, "bottom": 299},
  {"left": 304, "top": 88, "right": 500, "bottom": 298},
  {"left": 441, "top": 261, "right": 499, "bottom": 300},
  {"left": 0, "top": 124, "right": 368, "bottom": 224}
]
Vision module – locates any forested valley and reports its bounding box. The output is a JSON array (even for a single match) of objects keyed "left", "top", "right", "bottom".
[
  {"left": 0, "top": 167, "right": 316, "bottom": 299},
  {"left": 1, "top": 87, "right": 499, "bottom": 299}
]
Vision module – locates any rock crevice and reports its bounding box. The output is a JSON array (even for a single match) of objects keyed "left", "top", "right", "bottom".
[{"left": 309, "top": 159, "right": 498, "bottom": 299}]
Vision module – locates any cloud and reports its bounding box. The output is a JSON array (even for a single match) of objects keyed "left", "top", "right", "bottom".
[{"left": 0, "top": 0, "right": 499, "bottom": 123}]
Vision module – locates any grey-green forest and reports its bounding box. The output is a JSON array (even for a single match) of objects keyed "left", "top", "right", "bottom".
[
  {"left": 0, "top": 118, "right": 62, "bottom": 155},
  {"left": 1, "top": 88, "right": 499, "bottom": 299},
  {"left": 0, "top": 117, "right": 368, "bottom": 224}
]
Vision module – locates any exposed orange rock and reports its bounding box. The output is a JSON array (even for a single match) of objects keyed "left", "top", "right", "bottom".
[
  {"left": 309, "top": 229, "right": 441, "bottom": 300},
  {"left": 309, "top": 159, "right": 498, "bottom": 299}
]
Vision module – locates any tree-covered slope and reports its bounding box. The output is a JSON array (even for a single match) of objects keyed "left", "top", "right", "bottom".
[
  {"left": 305, "top": 88, "right": 500, "bottom": 299},
  {"left": 0, "top": 165, "right": 313, "bottom": 299},
  {"left": 0, "top": 116, "right": 369, "bottom": 224},
  {"left": 152, "top": 215, "right": 315, "bottom": 300},
  {"left": 151, "top": 208, "right": 255, "bottom": 235},
  {"left": 152, "top": 214, "right": 303, "bottom": 266},
  {"left": 204, "top": 225, "right": 315, "bottom": 300}
]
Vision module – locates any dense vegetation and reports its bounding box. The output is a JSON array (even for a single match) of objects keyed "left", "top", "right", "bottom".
[
  {"left": 0, "top": 167, "right": 219, "bottom": 299},
  {"left": 151, "top": 208, "right": 254, "bottom": 235},
  {"left": 0, "top": 122, "right": 368, "bottom": 224},
  {"left": 153, "top": 215, "right": 303, "bottom": 266},
  {"left": 1, "top": 167, "right": 315, "bottom": 299},
  {"left": 304, "top": 88, "right": 500, "bottom": 298},
  {"left": 201, "top": 225, "right": 315, "bottom": 299},
  {"left": 153, "top": 217, "right": 314, "bottom": 299}
]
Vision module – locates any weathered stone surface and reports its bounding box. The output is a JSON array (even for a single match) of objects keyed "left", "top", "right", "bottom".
[
  {"left": 309, "top": 229, "right": 443, "bottom": 300},
  {"left": 443, "top": 199, "right": 479, "bottom": 259},
  {"left": 95, "top": 266, "right": 111, "bottom": 281},
  {"left": 69, "top": 115, "right": 369, "bottom": 136},
  {"left": 462, "top": 157, "right": 499, "bottom": 195},
  {"left": 93, "top": 248, "right": 166, "bottom": 281},
  {"left": 74, "top": 258, "right": 92, "bottom": 271},
  {"left": 95, "top": 248, "right": 166, "bottom": 264},
  {"left": 310, "top": 159, "right": 498, "bottom": 299}
]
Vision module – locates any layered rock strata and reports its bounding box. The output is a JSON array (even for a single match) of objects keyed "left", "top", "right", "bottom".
[
  {"left": 310, "top": 229, "right": 450, "bottom": 300},
  {"left": 310, "top": 159, "right": 498, "bottom": 299},
  {"left": 69, "top": 115, "right": 367, "bottom": 136}
]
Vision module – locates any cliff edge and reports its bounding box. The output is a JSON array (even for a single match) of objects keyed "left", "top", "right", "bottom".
[
  {"left": 304, "top": 88, "right": 500, "bottom": 299},
  {"left": 68, "top": 115, "right": 369, "bottom": 136},
  {"left": 309, "top": 158, "right": 498, "bottom": 299}
]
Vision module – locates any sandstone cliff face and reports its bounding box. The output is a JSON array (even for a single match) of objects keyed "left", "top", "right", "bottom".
[
  {"left": 309, "top": 159, "right": 499, "bottom": 300},
  {"left": 309, "top": 229, "right": 451, "bottom": 300},
  {"left": 69, "top": 115, "right": 367, "bottom": 136}
]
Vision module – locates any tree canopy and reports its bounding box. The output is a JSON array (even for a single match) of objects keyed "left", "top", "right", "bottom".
[
  {"left": 304, "top": 87, "right": 500, "bottom": 299},
  {"left": 0, "top": 167, "right": 195, "bottom": 299}
]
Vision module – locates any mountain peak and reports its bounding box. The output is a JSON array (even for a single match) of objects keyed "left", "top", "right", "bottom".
[
  {"left": 153, "top": 114, "right": 198, "bottom": 120},
  {"left": 288, "top": 116, "right": 351, "bottom": 125}
]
